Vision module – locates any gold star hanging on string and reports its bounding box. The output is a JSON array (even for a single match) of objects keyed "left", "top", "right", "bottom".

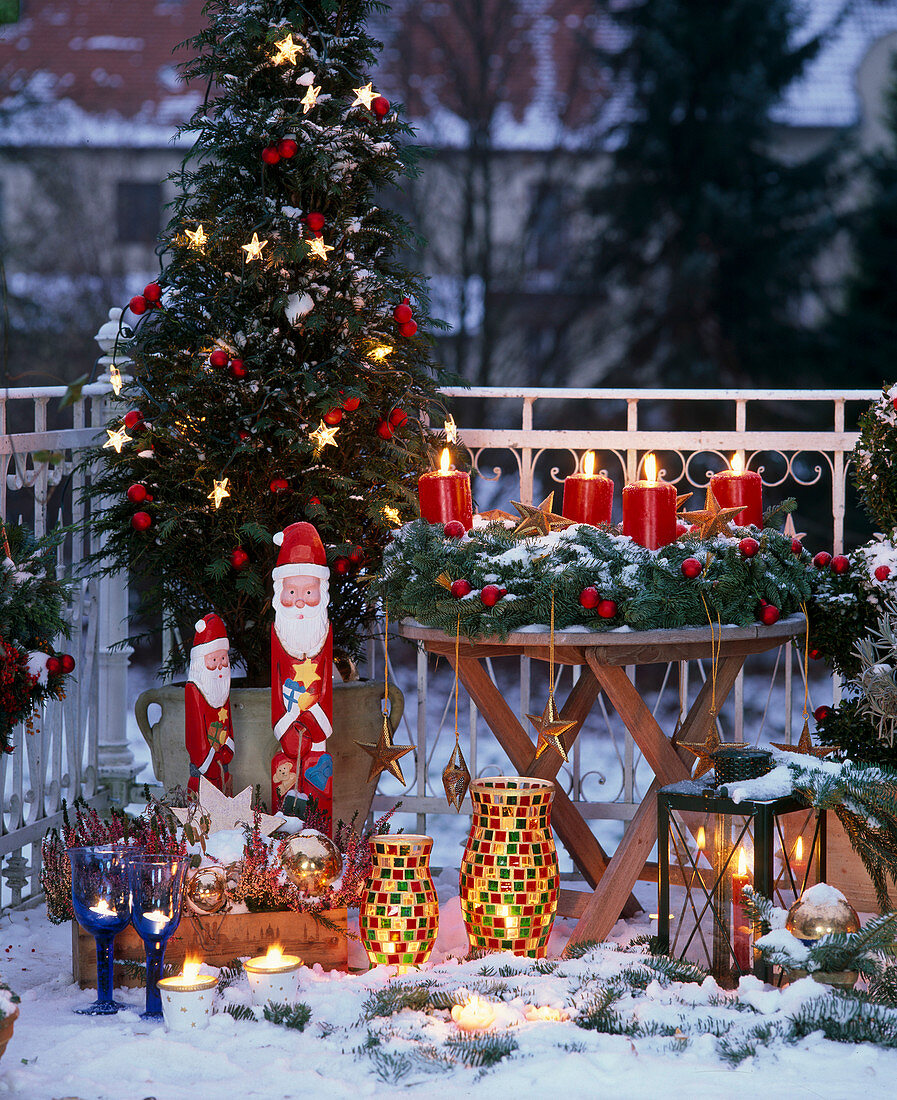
[
  {"left": 185, "top": 224, "right": 207, "bottom": 250},
  {"left": 307, "top": 235, "right": 334, "bottom": 261},
  {"left": 527, "top": 696, "right": 577, "bottom": 762},
  {"left": 301, "top": 83, "right": 321, "bottom": 113},
  {"left": 442, "top": 742, "right": 471, "bottom": 810},
  {"left": 241, "top": 232, "right": 267, "bottom": 263},
  {"left": 770, "top": 719, "right": 836, "bottom": 758},
  {"left": 369, "top": 344, "right": 393, "bottom": 361},
  {"left": 356, "top": 714, "right": 414, "bottom": 784},
  {"left": 310, "top": 420, "right": 339, "bottom": 454},
  {"left": 351, "top": 82, "right": 377, "bottom": 109},
  {"left": 382, "top": 505, "right": 402, "bottom": 526},
  {"left": 511, "top": 493, "right": 577, "bottom": 537},
  {"left": 272, "top": 33, "right": 301, "bottom": 65},
  {"left": 681, "top": 727, "right": 722, "bottom": 781},
  {"left": 103, "top": 426, "right": 131, "bottom": 453},
  {"left": 680, "top": 486, "right": 743, "bottom": 540},
  {"left": 207, "top": 478, "right": 230, "bottom": 509}
]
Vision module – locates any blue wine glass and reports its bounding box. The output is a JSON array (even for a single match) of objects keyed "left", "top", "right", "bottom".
[
  {"left": 127, "top": 853, "right": 189, "bottom": 1020},
  {"left": 69, "top": 845, "right": 131, "bottom": 1015}
]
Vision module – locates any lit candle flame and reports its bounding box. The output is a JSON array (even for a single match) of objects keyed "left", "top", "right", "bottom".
[
  {"left": 795, "top": 836, "right": 803, "bottom": 861},
  {"left": 440, "top": 448, "right": 450, "bottom": 474},
  {"left": 731, "top": 453, "right": 743, "bottom": 474},
  {"left": 644, "top": 453, "right": 657, "bottom": 482},
  {"left": 737, "top": 846, "right": 748, "bottom": 877},
  {"left": 583, "top": 451, "right": 596, "bottom": 477},
  {"left": 89, "top": 899, "right": 115, "bottom": 917},
  {"left": 451, "top": 993, "right": 496, "bottom": 1032},
  {"left": 182, "top": 960, "right": 201, "bottom": 982},
  {"left": 264, "top": 945, "right": 284, "bottom": 967},
  {"left": 696, "top": 826, "right": 705, "bottom": 850}
]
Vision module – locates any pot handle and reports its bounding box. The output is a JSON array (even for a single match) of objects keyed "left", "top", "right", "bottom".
[
  {"left": 385, "top": 682, "right": 404, "bottom": 732},
  {"left": 134, "top": 687, "right": 166, "bottom": 748}
]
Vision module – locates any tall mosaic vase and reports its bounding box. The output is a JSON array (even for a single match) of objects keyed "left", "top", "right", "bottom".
[
  {"left": 360, "top": 834, "right": 439, "bottom": 967},
  {"left": 460, "top": 776, "right": 559, "bottom": 958}
]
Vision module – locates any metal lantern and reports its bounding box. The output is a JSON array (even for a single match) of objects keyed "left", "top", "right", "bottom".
[{"left": 657, "top": 782, "right": 826, "bottom": 985}]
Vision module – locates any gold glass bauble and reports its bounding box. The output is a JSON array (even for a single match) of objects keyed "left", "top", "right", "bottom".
[
  {"left": 185, "top": 865, "right": 228, "bottom": 914},
  {"left": 785, "top": 884, "right": 860, "bottom": 943},
  {"left": 280, "top": 830, "right": 343, "bottom": 897}
]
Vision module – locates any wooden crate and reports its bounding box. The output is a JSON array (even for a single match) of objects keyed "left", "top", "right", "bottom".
[
  {"left": 826, "top": 817, "right": 882, "bottom": 913},
  {"left": 72, "top": 907, "right": 349, "bottom": 989}
]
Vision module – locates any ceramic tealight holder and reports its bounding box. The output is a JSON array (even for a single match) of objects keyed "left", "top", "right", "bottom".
[
  {"left": 157, "top": 962, "right": 217, "bottom": 1032},
  {"left": 244, "top": 946, "right": 302, "bottom": 1006}
]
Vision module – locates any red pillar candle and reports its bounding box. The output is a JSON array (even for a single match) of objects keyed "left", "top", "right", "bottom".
[
  {"left": 562, "top": 451, "right": 613, "bottom": 526},
  {"left": 418, "top": 448, "right": 473, "bottom": 530},
  {"left": 710, "top": 455, "right": 763, "bottom": 528},
  {"left": 731, "top": 846, "right": 752, "bottom": 974},
  {"left": 622, "top": 454, "right": 677, "bottom": 550}
]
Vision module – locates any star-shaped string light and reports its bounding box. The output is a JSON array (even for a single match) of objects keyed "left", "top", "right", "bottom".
[
  {"left": 511, "top": 493, "right": 576, "bottom": 537},
  {"left": 355, "top": 714, "right": 414, "bottom": 784},
  {"left": 681, "top": 728, "right": 722, "bottom": 781},
  {"left": 272, "top": 33, "right": 301, "bottom": 65},
  {"left": 351, "top": 82, "right": 377, "bottom": 109},
  {"left": 310, "top": 420, "right": 339, "bottom": 454},
  {"left": 307, "top": 235, "right": 334, "bottom": 261},
  {"left": 103, "top": 426, "right": 131, "bottom": 453},
  {"left": 109, "top": 365, "right": 123, "bottom": 396},
  {"left": 770, "top": 720, "right": 836, "bottom": 758},
  {"left": 526, "top": 696, "right": 577, "bottom": 762},
  {"left": 185, "top": 224, "right": 207, "bottom": 250},
  {"left": 680, "top": 486, "right": 743, "bottom": 540},
  {"left": 369, "top": 344, "right": 392, "bottom": 362},
  {"left": 207, "top": 478, "right": 230, "bottom": 509},
  {"left": 382, "top": 505, "right": 402, "bottom": 526},
  {"left": 301, "top": 83, "right": 321, "bottom": 113},
  {"left": 241, "top": 232, "right": 267, "bottom": 263}
]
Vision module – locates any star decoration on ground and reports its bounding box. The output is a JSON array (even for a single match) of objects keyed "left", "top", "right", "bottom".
[
  {"left": 171, "top": 777, "right": 284, "bottom": 838},
  {"left": 442, "top": 741, "right": 471, "bottom": 810},
  {"left": 681, "top": 727, "right": 722, "bottom": 780},
  {"left": 351, "top": 82, "right": 377, "bottom": 109},
  {"left": 310, "top": 420, "right": 339, "bottom": 453},
  {"left": 355, "top": 714, "right": 414, "bottom": 784},
  {"left": 185, "top": 224, "right": 207, "bottom": 250},
  {"left": 241, "top": 232, "right": 267, "bottom": 263},
  {"left": 207, "top": 478, "right": 230, "bottom": 509},
  {"left": 103, "top": 427, "right": 131, "bottom": 453},
  {"left": 272, "top": 33, "right": 301, "bottom": 65},
  {"left": 680, "top": 486, "right": 744, "bottom": 539},
  {"left": 307, "top": 235, "right": 334, "bottom": 261},
  {"left": 770, "top": 720, "right": 836, "bottom": 758},
  {"left": 301, "top": 83, "right": 321, "bottom": 112},
  {"left": 527, "top": 696, "right": 577, "bottom": 762},
  {"left": 511, "top": 493, "right": 577, "bottom": 537}
]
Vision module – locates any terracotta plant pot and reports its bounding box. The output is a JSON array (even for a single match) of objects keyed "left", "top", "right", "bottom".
[
  {"left": 0, "top": 1005, "right": 18, "bottom": 1060},
  {"left": 135, "top": 679, "right": 403, "bottom": 826}
]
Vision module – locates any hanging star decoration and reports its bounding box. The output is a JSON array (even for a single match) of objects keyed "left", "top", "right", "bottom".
[
  {"left": 109, "top": 365, "right": 123, "bottom": 396},
  {"left": 241, "top": 232, "right": 267, "bottom": 263},
  {"left": 351, "top": 82, "right": 377, "bottom": 109},
  {"left": 527, "top": 696, "right": 577, "bottom": 762},
  {"left": 103, "top": 426, "right": 131, "bottom": 453},
  {"left": 355, "top": 714, "right": 414, "bottom": 784},
  {"left": 272, "top": 33, "right": 301, "bottom": 65},
  {"left": 511, "top": 493, "right": 576, "bottom": 537},
  {"left": 170, "top": 776, "right": 285, "bottom": 838},
  {"left": 307, "top": 235, "right": 334, "bottom": 261},
  {"left": 301, "top": 83, "right": 321, "bottom": 113},
  {"left": 185, "top": 224, "right": 207, "bottom": 250},
  {"left": 680, "top": 486, "right": 743, "bottom": 540},
  {"left": 682, "top": 728, "right": 722, "bottom": 781},
  {"left": 310, "top": 420, "right": 339, "bottom": 454},
  {"left": 207, "top": 478, "right": 230, "bottom": 509},
  {"left": 770, "top": 720, "right": 836, "bottom": 758},
  {"left": 442, "top": 742, "right": 471, "bottom": 810},
  {"left": 369, "top": 344, "right": 393, "bottom": 361}
]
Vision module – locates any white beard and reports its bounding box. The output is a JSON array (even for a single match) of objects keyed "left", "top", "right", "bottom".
[
  {"left": 273, "top": 583, "right": 329, "bottom": 659},
  {"left": 188, "top": 655, "right": 231, "bottom": 709}
]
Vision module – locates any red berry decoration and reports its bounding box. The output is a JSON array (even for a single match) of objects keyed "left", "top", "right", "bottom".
[
  {"left": 809, "top": 647, "right": 821, "bottom": 660},
  {"left": 579, "top": 586, "right": 600, "bottom": 609},
  {"left": 760, "top": 604, "right": 780, "bottom": 625},
  {"left": 306, "top": 212, "right": 326, "bottom": 232},
  {"left": 123, "top": 409, "right": 144, "bottom": 429},
  {"left": 875, "top": 564, "right": 892, "bottom": 582},
  {"left": 334, "top": 557, "right": 350, "bottom": 575},
  {"left": 814, "top": 705, "right": 831, "bottom": 722},
  {"left": 791, "top": 538, "right": 803, "bottom": 555},
  {"left": 830, "top": 554, "right": 850, "bottom": 575},
  {"left": 389, "top": 407, "right": 408, "bottom": 428},
  {"left": 371, "top": 95, "right": 390, "bottom": 117},
  {"left": 812, "top": 551, "right": 832, "bottom": 569},
  {"left": 681, "top": 557, "right": 702, "bottom": 578},
  {"left": 341, "top": 394, "right": 361, "bottom": 412},
  {"left": 450, "top": 579, "right": 472, "bottom": 598},
  {"left": 46, "top": 657, "right": 61, "bottom": 676},
  {"left": 349, "top": 546, "right": 365, "bottom": 565},
  {"left": 269, "top": 477, "right": 290, "bottom": 493},
  {"left": 376, "top": 419, "right": 394, "bottom": 440},
  {"left": 307, "top": 496, "right": 321, "bottom": 508},
  {"left": 323, "top": 408, "right": 343, "bottom": 425},
  {"left": 230, "top": 358, "right": 246, "bottom": 378},
  {"left": 230, "top": 548, "right": 249, "bottom": 571},
  {"left": 739, "top": 537, "right": 760, "bottom": 558},
  {"left": 131, "top": 511, "right": 152, "bottom": 531},
  {"left": 277, "top": 138, "right": 297, "bottom": 159},
  {"left": 481, "top": 584, "right": 502, "bottom": 607},
  {"left": 209, "top": 349, "right": 229, "bottom": 368},
  {"left": 261, "top": 146, "right": 280, "bottom": 164},
  {"left": 399, "top": 320, "right": 418, "bottom": 338},
  {"left": 393, "top": 301, "right": 413, "bottom": 324},
  {"left": 444, "top": 521, "right": 466, "bottom": 539},
  {"left": 60, "top": 654, "right": 76, "bottom": 674},
  {"left": 129, "top": 295, "right": 147, "bottom": 315},
  {"left": 598, "top": 599, "right": 618, "bottom": 619},
  {"left": 126, "top": 483, "right": 147, "bottom": 504},
  {"left": 675, "top": 520, "right": 689, "bottom": 539},
  {"left": 238, "top": 429, "right": 251, "bottom": 442},
  {"left": 143, "top": 282, "right": 161, "bottom": 303}
]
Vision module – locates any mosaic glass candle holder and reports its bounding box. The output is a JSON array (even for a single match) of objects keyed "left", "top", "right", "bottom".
[
  {"left": 360, "top": 834, "right": 439, "bottom": 967},
  {"left": 460, "top": 777, "right": 558, "bottom": 958},
  {"left": 69, "top": 845, "right": 131, "bottom": 1015},
  {"left": 127, "top": 853, "right": 190, "bottom": 1020}
]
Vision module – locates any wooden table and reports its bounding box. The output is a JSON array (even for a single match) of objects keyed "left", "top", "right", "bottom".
[{"left": 400, "top": 614, "right": 806, "bottom": 946}]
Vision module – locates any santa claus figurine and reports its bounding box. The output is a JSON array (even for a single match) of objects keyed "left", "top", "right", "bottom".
[
  {"left": 270, "top": 522, "right": 334, "bottom": 832},
  {"left": 185, "top": 613, "right": 235, "bottom": 794}
]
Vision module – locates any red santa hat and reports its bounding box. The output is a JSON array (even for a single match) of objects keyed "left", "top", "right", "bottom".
[
  {"left": 191, "top": 613, "right": 229, "bottom": 659},
  {"left": 271, "top": 521, "right": 330, "bottom": 583}
]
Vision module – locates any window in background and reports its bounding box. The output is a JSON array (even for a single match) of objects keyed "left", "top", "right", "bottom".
[{"left": 116, "top": 182, "right": 162, "bottom": 244}]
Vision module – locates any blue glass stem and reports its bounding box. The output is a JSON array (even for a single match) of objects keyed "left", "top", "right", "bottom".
[
  {"left": 143, "top": 938, "right": 166, "bottom": 1018},
  {"left": 95, "top": 931, "right": 115, "bottom": 1007}
]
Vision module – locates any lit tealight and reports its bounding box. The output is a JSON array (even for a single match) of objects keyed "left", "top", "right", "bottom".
[
  {"left": 524, "top": 1004, "right": 569, "bottom": 1023},
  {"left": 157, "top": 958, "right": 216, "bottom": 1032},
  {"left": 89, "top": 899, "right": 116, "bottom": 918},
  {"left": 142, "top": 908, "right": 170, "bottom": 931},
  {"left": 451, "top": 994, "right": 496, "bottom": 1033},
  {"left": 244, "top": 945, "right": 302, "bottom": 1006}
]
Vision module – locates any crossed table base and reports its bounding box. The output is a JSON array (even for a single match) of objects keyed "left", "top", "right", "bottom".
[{"left": 399, "top": 614, "right": 805, "bottom": 947}]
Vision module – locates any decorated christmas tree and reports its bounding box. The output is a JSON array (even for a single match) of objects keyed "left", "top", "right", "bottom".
[{"left": 85, "top": 0, "right": 448, "bottom": 683}]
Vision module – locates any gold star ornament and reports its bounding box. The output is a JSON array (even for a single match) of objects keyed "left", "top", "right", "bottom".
[
  {"left": 770, "top": 719, "right": 836, "bottom": 758},
  {"left": 351, "top": 82, "right": 377, "bottom": 109},
  {"left": 170, "top": 777, "right": 285, "bottom": 838},
  {"left": 681, "top": 728, "right": 721, "bottom": 781},
  {"left": 527, "top": 696, "right": 577, "bottom": 762},
  {"left": 680, "top": 486, "right": 743, "bottom": 540},
  {"left": 511, "top": 493, "right": 577, "bottom": 537},
  {"left": 207, "top": 478, "right": 230, "bottom": 509},
  {"left": 355, "top": 714, "right": 415, "bottom": 784},
  {"left": 272, "top": 33, "right": 301, "bottom": 65},
  {"left": 103, "top": 427, "right": 131, "bottom": 453},
  {"left": 185, "top": 224, "right": 207, "bottom": 250},
  {"left": 241, "top": 232, "right": 267, "bottom": 263},
  {"left": 442, "top": 742, "right": 471, "bottom": 810},
  {"left": 301, "top": 83, "right": 321, "bottom": 113},
  {"left": 310, "top": 420, "right": 339, "bottom": 454}
]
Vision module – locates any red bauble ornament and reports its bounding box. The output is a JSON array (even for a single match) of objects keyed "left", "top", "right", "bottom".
[
  {"left": 209, "top": 349, "right": 229, "bottom": 368},
  {"left": 131, "top": 511, "right": 152, "bottom": 531},
  {"left": 371, "top": 95, "right": 390, "bottom": 117},
  {"left": 269, "top": 477, "right": 290, "bottom": 493},
  {"left": 399, "top": 320, "right": 418, "bottom": 338},
  {"left": 759, "top": 604, "right": 780, "bottom": 625},
  {"left": 230, "top": 547, "right": 249, "bottom": 570},
  {"left": 46, "top": 657, "right": 61, "bottom": 676},
  {"left": 675, "top": 520, "right": 689, "bottom": 539},
  {"left": 579, "top": 586, "right": 600, "bottom": 609},
  {"left": 393, "top": 302, "right": 413, "bottom": 324},
  {"left": 681, "top": 557, "right": 702, "bottom": 578},
  {"left": 739, "top": 537, "right": 760, "bottom": 558},
  {"left": 306, "top": 212, "right": 326, "bottom": 232},
  {"left": 598, "top": 599, "right": 618, "bottom": 619},
  {"left": 341, "top": 394, "right": 361, "bottom": 412},
  {"left": 450, "top": 579, "right": 472, "bottom": 598},
  {"left": 277, "top": 138, "right": 298, "bottom": 159},
  {"left": 809, "top": 647, "right": 821, "bottom": 660},
  {"left": 123, "top": 409, "right": 144, "bottom": 429},
  {"left": 126, "top": 483, "right": 147, "bottom": 504},
  {"left": 481, "top": 584, "right": 502, "bottom": 607},
  {"left": 307, "top": 496, "right": 321, "bottom": 509},
  {"left": 812, "top": 551, "right": 832, "bottom": 569},
  {"left": 323, "top": 408, "right": 343, "bottom": 425},
  {"left": 143, "top": 282, "right": 162, "bottom": 303},
  {"left": 60, "top": 654, "right": 76, "bottom": 673},
  {"left": 830, "top": 555, "right": 850, "bottom": 575},
  {"left": 892, "top": 397, "right": 897, "bottom": 412},
  {"left": 814, "top": 705, "right": 831, "bottom": 722},
  {"left": 376, "top": 419, "right": 394, "bottom": 440},
  {"left": 230, "top": 358, "right": 247, "bottom": 378},
  {"left": 349, "top": 546, "right": 364, "bottom": 565},
  {"left": 261, "top": 146, "right": 281, "bottom": 164},
  {"left": 388, "top": 408, "right": 408, "bottom": 428},
  {"left": 444, "top": 520, "right": 466, "bottom": 539},
  {"left": 875, "top": 564, "right": 891, "bottom": 582},
  {"left": 334, "top": 557, "right": 350, "bottom": 575},
  {"left": 129, "top": 295, "right": 147, "bottom": 315},
  {"left": 791, "top": 538, "right": 803, "bottom": 555}
]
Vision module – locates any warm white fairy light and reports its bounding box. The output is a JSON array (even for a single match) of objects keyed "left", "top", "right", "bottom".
[
  {"left": 272, "top": 33, "right": 301, "bottom": 65},
  {"left": 301, "top": 83, "right": 321, "bottom": 113},
  {"left": 310, "top": 421, "right": 339, "bottom": 453},
  {"left": 370, "top": 344, "right": 392, "bottom": 362},
  {"left": 109, "top": 365, "right": 123, "bottom": 396},
  {"left": 103, "top": 427, "right": 131, "bottom": 453},
  {"left": 185, "top": 224, "right": 207, "bottom": 250},
  {"left": 351, "top": 82, "right": 377, "bottom": 109},
  {"left": 308, "top": 235, "right": 334, "bottom": 261},
  {"left": 207, "top": 478, "right": 231, "bottom": 509},
  {"left": 382, "top": 505, "right": 402, "bottom": 526},
  {"left": 241, "top": 232, "right": 267, "bottom": 263},
  {"left": 444, "top": 416, "right": 457, "bottom": 444}
]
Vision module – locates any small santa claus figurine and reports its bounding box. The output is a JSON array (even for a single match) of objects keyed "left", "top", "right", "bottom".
[
  {"left": 185, "top": 614, "right": 235, "bottom": 794},
  {"left": 270, "top": 522, "right": 334, "bottom": 832}
]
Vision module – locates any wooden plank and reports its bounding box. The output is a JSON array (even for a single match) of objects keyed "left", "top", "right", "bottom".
[{"left": 826, "top": 816, "right": 885, "bottom": 913}]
